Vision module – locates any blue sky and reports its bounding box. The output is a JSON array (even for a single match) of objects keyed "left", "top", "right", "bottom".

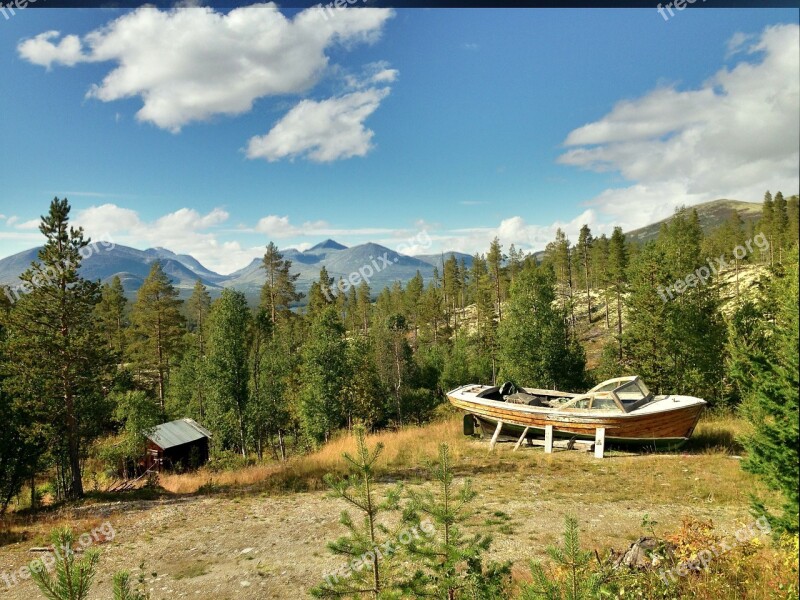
[{"left": 1, "top": 5, "right": 798, "bottom": 273}]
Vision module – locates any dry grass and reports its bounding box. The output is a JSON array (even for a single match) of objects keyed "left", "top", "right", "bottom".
[
  {"left": 158, "top": 463, "right": 283, "bottom": 494},
  {"left": 158, "top": 418, "right": 464, "bottom": 495}
]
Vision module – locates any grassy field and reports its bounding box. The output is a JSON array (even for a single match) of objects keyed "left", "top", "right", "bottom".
[{"left": 0, "top": 412, "right": 794, "bottom": 599}]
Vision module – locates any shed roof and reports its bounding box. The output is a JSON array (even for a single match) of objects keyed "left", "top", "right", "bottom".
[{"left": 146, "top": 418, "right": 212, "bottom": 450}]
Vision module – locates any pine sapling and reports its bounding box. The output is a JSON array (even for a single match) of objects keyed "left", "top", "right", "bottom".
[
  {"left": 30, "top": 527, "right": 99, "bottom": 600},
  {"left": 402, "top": 443, "right": 510, "bottom": 599},
  {"left": 521, "top": 515, "right": 602, "bottom": 600},
  {"left": 311, "top": 426, "right": 403, "bottom": 599}
]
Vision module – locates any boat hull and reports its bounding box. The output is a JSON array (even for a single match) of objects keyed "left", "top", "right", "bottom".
[{"left": 449, "top": 391, "right": 705, "bottom": 450}]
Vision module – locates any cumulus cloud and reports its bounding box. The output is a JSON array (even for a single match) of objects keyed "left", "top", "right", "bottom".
[
  {"left": 246, "top": 87, "right": 391, "bottom": 162},
  {"left": 17, "top": 4, "right": 394, "bottom": 133},
  {"left": 559, "top": 23, "right": 799, "bottom": 231}
]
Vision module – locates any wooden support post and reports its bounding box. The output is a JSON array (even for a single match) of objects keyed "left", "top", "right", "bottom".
[
  {"left": 594, "top": 427, "right": 606, "bottom": 459},
  {"left": 544, "top": 425, "right": 554, "bottom": 454},
  {"left": 513, "top": 427, "right": 530, "bottom": 451},
  {"left": 489, "top": 420, "right": 503, "bottom": 451}
]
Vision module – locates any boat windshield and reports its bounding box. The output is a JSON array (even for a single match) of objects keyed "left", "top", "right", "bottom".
[{"left": 614, "top": 379, "right": 652, "bottom": 411}]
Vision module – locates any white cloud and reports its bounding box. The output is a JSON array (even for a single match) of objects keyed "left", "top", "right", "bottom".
[
  {"left": 18, "top": 31, "right": 84, "bottom": 68},
  {"left": 254, "top": 214, "right": 394, "bottom": 238},
  {"left": 14, "top": 219, "right": 41, "bottom": 230},
  {"left": 246, "top": 87, "right": 391, "bottom": 162},
  {"left": 18, "top": 4, "right": 394, "bottom": 133},
  {"left": 72, "top": 204, "right": 259, "bottom": 274},
  {"left": 559, "top": 23, "right": 799, "bottom": 231}
]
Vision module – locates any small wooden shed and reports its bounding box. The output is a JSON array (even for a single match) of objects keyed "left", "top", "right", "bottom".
[{"left": 145, "top": 418, "right": 212, "bottom": 472}]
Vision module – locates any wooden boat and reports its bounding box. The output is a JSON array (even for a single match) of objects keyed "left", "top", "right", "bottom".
[{"left": 447, "top": 376, "right": 706, "bottom": 450}]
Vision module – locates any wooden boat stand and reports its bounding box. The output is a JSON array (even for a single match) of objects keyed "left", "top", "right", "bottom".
[{"left": 488, "top": 420, "right": 606, "bottom": 458}]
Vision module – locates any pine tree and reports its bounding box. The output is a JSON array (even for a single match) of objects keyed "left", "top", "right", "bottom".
[
  {"left": 30, "top": 527, "right": 100, "bottom": 600},
  {"left": 343, "top": 336, "right": 387, "bottom": 430},
  {"left": 95, "top": 275, "right": 128, "bottom": 357},
  {"left": 486, "top": 237, "right": 506, "bottom": 322},
  {"left": 128, "top": 262, "right": 185, "bottom": 411},
  {"left": 470, "top": 254, "right": 499, "bottom": 383},
  {"left": 576, "top": 225, "right": 593, "bottom": 324},
  {"left": 405, "top": 271, "right": 425, "bottom": 348},
  {"left": 186, "top": 279, "right": 211, "bottom": 356},
  {"left": 205, "top": 289, "right": 251, "bottom": 457},
  {"left": 260, "top": 241, "right": 303, "bottom": 324},
  {"left": 249, "top": 310, "right": 293, "bottom": 460},
  {"left": 356, "top": 281, "right": 373, "bottom": 334},
  {"left": 762, "top": 191, "right": 776, "bottom": 266},
  {"left": 311, "top": 427, "right": 403, "bottom": 599},
  {"left": 307, "top": 266, "right": 335, "bottom": 319},
  {"left": 0, "top": 297, "right": 42, "bottom": 513},
  {"left": 544, "top": 229, "right": 575, "bottom": 333},
  {"left": 402, "top": 443, "right": 510, "bottom": 599},
  {"left": 736, "top": 249, "right": 799, "bottom": 533},
  {"left": 520, "top": 516, "right": 601, "bottom": 600},
  {"left": 608, "top": 227, "right": 627, "bottom": 360},
  {"left": 442, "top": 255, "right": 461, "bottom": 331},
  {"left": 590, "top": 234, "right": 611, "bottom": 329},
  {"left": 773, "top": 191, "right": 789, "bottom": 263},
  {"left": 2, "top": 198, "right": 112, "bottom": 499}
]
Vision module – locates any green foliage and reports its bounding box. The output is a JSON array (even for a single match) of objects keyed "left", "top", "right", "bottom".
[
  {"left": 311, "top": 426, "right": 403, "bottom": 599},
  {"left": 520, "top": 516, "right": 602, "bottom": 600},
  {"left": 623, "top": 210, "right": 726, "bottom": 403},
  {"left": 736, "top": 249, "right": 799, "bottom": 533},
  {"left": 260, "top": 241, "right": 303, "bottom": 323},
  {"left": 498, "top": 266, "right": 587, "bottom": 390},
  {"left": 402, "top": 443, "right": 510, "bottom": 599},
  {"left": 99, "top": 390, "right": 161, "bottom": 477},
  {"left": 186, "top": 279, "right": 211, "bottom": 357},
  {"left": 128, "top": 261, "right": 185, "bottom": 410},
  {"left": 2, "top": 198, "right": 113, "bottom": 499},
  {"left": 95, "top": 275, "right": 128, "bottom": 357},
  {"left": 299, "top": 306, "right": 349, "bottom": 444},
  {"left": 205, "top": 289, "right": 251, "bottom": 456},
  {"left": 112, "top": 570, "right": 150, "bottom": 600},
  {"left": 30, "top": 527, "right": 100, "bottom": 600}
]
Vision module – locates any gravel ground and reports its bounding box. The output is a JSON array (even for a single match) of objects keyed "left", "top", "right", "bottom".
[{"left": 0, "top": 450, "right": 752, "bottom": 599}]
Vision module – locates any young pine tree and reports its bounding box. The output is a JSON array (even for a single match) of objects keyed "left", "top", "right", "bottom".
[
  {"left": 402, "top": 443, "right": 510, "bottom": 599},
  {"left": 30, "top": 528, "right": 100, "bottom": 600},
  {"left": 520, "top": 516, "right": 602, "bottom": 600},
  {"left": 311, "top": 427, "right": 403, "bottom": 599}
]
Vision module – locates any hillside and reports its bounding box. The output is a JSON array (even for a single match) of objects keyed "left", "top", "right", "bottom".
[{"left": 625, "top": 199, "right": 762, "bottom": 244}]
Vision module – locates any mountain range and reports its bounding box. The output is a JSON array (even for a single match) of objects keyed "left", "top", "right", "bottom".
[
  {"left": 0, "top": 237, "right": 474, "bottom": 302},
  {"left": 0, "top": 199, "right": 763, "bottom": 302}
]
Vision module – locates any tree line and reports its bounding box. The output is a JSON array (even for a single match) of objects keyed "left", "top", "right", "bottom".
[{"left": 1, "top": 195, "right": 797, "bottom": 529}]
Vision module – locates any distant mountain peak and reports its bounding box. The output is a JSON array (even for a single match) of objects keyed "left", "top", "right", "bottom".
[{"left": 309, "top": 239, "right": 347, "bottom": 252}]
